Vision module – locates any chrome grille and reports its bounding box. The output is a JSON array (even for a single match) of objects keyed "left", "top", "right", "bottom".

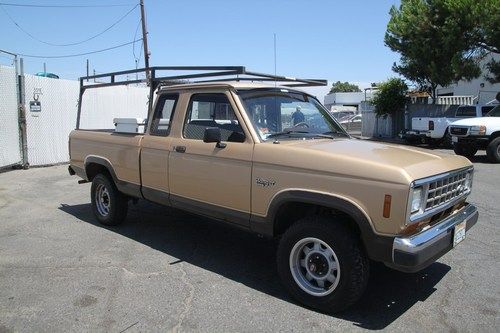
[
  {"left": 450, "top": 126, "right": 468, "bottom": 136},
  {"left": 425, "top": 170, "right": 469, "bottom": 210}
]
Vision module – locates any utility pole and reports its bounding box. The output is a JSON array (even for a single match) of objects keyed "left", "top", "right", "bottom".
[
  {"left": 140, "top": 0, "right": 150, "bottom": 73},
  {"left": 86, "top": 59, "right": 89, "bottom": 82}
]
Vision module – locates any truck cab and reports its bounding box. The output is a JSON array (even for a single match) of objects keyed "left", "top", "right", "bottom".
[{"left": 450, "top": 105, "right": 500, "bottom": 162}]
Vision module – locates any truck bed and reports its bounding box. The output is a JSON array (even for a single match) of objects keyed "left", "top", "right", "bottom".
[{"left": 69, "top": 130, "right": 144, "bottom": 186}]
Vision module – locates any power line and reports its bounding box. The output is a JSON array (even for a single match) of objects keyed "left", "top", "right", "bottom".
[
  {"left": 0, "top": 3, "right": 139, "bottom": 46},
  {"left": 0, "top": 2, "right": 136, "bottom": 8},
  {"left": 8, "top": 38, "right": 142, "bottom": 58}
]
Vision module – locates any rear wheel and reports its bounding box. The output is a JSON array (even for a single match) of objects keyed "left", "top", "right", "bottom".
[
  {"left": 277, "top": 216, "right": 369, "bottom": 313},
  {"left": 91, "top": 173, "right": 128, "bottom": 226},
  {"left": 486, "top": 137, "right": 500, "bottom": 163},
  {"left": 453, "top": 142, "right": 478, "bottom": 159}
]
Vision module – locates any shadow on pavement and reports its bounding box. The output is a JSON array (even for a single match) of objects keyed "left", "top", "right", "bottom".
[{"left": 59, "top": 201, "right": 451, "bottom": 330}]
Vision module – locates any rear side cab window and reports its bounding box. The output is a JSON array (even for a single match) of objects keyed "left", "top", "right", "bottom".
[
  {"left": 481, "top": 106, "right": 494, "bottom": 116},
  {"left": 183, "top": 93, "right": 246, "bottom": 143},
  {"left": 150, "top": 94, "right": 178, "bottom": 136},
  {"left": 455, "top": 106, "right": 477, "bottom": 117}
]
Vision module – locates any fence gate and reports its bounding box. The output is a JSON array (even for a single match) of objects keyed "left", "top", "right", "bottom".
[{"left": 0, "top": 65, "right": 22, "bottom": 169}]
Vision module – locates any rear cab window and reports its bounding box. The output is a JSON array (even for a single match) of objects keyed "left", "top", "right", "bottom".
[
  {"left": 150, "top": 94, "right": 178, "bottom": 136},
  {"left": 455, "top": 106, "right": 477, "bottom": 118}
]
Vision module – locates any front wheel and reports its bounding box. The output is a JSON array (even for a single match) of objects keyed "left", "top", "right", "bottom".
[
  {"left": 277, "top": 216, "right": 369, "bottom": 313},
  {"left": 453, "top": 142, "right": 478, "bottom": 160},
  {"left": 91, "top": 173, "right": 128, "bottom": 226},
  {"left": 486, "top": 137, "right": 500, "bottom": 163}
]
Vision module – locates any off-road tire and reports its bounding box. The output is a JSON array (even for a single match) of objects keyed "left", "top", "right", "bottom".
[
  {"left": 91, "top": 173, "right": 128, "bottom": 226},
  {"left": 453, "top": 142, "right": 478, "bottom": 160},
  {"left": 486, "top": 137, "right": 500, "bottom": 163},
  {"left": 277, "top": 215, "right": 369, "bottom": 313}
]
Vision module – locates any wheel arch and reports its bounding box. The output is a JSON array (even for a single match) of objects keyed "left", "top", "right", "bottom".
[
  {"left": 250, "top": 189, "right": 394, "bottom": 262},
  {"left": 84, "top": 155, "right": 142, "bottom": 198}
]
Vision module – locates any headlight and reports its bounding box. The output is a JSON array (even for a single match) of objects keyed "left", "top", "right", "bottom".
[
  {"left": 464, "top": 171, "right": 473, "bottom": 191},
  {"left": 470, "top": 125, "right": 486, "bottom": 135},
  {"left": 410, "top": 187, "right": 423, "bottom": 213}
]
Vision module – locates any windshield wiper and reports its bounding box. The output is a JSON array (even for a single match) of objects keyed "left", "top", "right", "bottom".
[
  {"left": 266, "top": 130, "right": 310, "bottom": 139},
  {"left": 322, "top": 131, "right": 350, "bottom": 137}
]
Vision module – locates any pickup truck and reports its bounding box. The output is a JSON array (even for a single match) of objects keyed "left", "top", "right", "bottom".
[
  {"left": 450, "top": 105, "right": 500, "bottom": 163},
  {"left": 68, "top": 67, "right": 478, "bottom": 313},
  {"left": 403, "top": 104, "right": 495, "bottom": 145}
]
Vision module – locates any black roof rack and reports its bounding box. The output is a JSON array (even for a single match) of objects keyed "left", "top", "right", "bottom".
[
  {"left": 79, "top": 66, "right": 327, "bottom": 89},
  {"left": 76, "top": 66, "right": 327, "bottom": 128}
]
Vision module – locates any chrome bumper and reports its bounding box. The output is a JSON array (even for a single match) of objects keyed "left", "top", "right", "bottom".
[{"left": 390, "top": 203, "right": 478, "bottom": 272}]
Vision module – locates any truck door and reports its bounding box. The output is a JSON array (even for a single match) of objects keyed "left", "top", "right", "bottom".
[
  {"left": 140, "top": 93, "right": 179, "bottom": 204},
  {"left": 168, "top": 92, "right": 253, "bottom": 227}
]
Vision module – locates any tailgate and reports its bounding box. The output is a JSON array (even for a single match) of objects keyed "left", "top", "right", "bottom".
[{"left": 411, "top": 117, "right": 430, "bottom": 131}]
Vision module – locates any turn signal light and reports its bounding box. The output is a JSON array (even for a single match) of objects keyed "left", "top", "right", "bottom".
[{"left": 383, "top": 195, "right": 392, "bottom": 218}]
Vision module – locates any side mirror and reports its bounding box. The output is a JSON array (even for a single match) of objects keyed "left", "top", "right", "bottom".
[{"left": 203, "top": 127, "right": 226, "bottom": 148}]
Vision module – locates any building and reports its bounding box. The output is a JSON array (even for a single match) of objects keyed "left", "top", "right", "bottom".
[
  {"left": 323, "top": 90, "right": 376, "bottom": 113},
  {"left": 437, "top": 53, "right": 499, "bottom": 105}
]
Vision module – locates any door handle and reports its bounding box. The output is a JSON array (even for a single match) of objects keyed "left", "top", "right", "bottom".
[{"left": 174, "top": 146, "right": 186, "bottom": 153}]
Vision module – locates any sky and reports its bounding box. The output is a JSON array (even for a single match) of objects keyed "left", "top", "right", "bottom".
[{"left": 0, "top": 0, "right": 401, "bottom": 101}]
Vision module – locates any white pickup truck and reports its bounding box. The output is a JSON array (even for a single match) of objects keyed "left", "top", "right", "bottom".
[
  {"left": 449, "top": 105, "right": 500, "bottom": 163},
  {"left": 403, "top": 105, "right": 495, "bottom": 145}
]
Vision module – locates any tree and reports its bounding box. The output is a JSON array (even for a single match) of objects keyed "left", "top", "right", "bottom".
[
  {"left": 371, "top": 78, "right": 408, "bottom": 117},
  {"left": 329, "top": 81, "right": 361, "bottom": 93},
  {"left": 384, "top": 0, "right": 485, "bottom": 103}
]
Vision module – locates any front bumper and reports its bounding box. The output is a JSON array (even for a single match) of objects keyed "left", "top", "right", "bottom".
[{"left": 389, "top": 203, "right": 478, "bottom": 272}]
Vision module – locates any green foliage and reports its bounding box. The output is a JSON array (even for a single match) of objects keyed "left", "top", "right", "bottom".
[
  {"left": 329, "top": 81, "right": 361, "bottom": 93},
  {"left": 385, "top": 0, "right": 498, "bottom": 103},
  {"left": 486, "top": 59, "right": 500, "bottom": 84},
  {"left": 371, "top": 78, "right": 408, "bottom": 116}
]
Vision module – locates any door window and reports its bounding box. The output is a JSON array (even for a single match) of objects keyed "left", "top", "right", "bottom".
[
  {"left": 183, "top": 94, "right": 245, "bottom": 142},
  {"left": 150, "top": 94, "right": 178, "bottom": 136}
]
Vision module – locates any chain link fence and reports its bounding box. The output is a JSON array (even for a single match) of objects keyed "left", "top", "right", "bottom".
[
  {"left": 0, "top": 65, "right": 22, "bottom": 168},
  {"left": 0, "top": 64, "right": 149, "bottom": 168}
]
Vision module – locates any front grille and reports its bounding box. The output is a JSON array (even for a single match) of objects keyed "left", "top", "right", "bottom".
[
  {"left": 450, "top": 127, "right": 468, "bottom": 136},
  {"left": 425, "top": 171, "right": 469, "bottom": 210}
]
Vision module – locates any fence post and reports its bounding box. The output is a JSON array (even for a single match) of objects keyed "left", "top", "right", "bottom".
[{"left": 17, "top": 57, "right": 29, "bottom": 169}]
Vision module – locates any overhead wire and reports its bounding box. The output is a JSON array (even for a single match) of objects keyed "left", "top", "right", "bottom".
[
  {"left": 0, "top": 3, "right": 139, "bottom": 46},
  {"left": 0, "top": 2, "right": 135, "bottom": 8},
  {"left": 12, "top": 38, "right": 143, "bottom": 58}
]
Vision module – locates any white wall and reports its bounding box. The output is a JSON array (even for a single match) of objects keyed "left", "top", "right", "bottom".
[{"left": 0, "top": 66, "right": 22, "bottom": 168}]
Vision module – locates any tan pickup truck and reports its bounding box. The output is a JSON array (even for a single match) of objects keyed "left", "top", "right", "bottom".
[{"left": 69, "top": 67, "right": 478, "bottom": 312}]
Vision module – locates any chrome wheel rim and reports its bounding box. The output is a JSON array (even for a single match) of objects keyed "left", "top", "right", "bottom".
[
  {"left": 289, "top": 237, "right": 340, "bottom": 296},
  {"left": 95, "top": 184, "right": 110, "bottom": 216}
]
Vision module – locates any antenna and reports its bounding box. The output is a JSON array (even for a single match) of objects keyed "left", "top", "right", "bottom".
[{"left": 273, "top": 33, "right": 277, "bottom": 87}]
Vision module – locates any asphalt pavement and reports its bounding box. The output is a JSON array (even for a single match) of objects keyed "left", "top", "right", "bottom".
[{"left": 0, "top": 149, "right": 498, "bottom": 332}]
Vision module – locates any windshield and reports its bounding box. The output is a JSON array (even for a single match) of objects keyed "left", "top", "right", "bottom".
[
  {"left": 237, "top": 88, "right": 347, "bottom": 141},
  {"left": 486, "top": 105, "right": 500, "bottom": 117}
]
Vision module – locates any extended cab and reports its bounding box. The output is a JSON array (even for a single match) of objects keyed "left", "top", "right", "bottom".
[
  {"left": 403, "top": 104, "right": 495, "bottom": 145},
  {"left": 450, "top": 105, "right": 500, "bottom": 163},
  {"left": 68, "top": 67, "right": 478, "bottom": 313}
]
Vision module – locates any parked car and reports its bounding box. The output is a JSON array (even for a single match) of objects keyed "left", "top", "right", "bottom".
[
  {"left": 450, "top": 105, "right": 500, "bottom": 162},
  {"left": 340, "top": 114, "right": 362, "bottom": 133},
  {"left": 331, "top": 110, "right": 356, "bottom": 120},
  {"left": 402, "top": 104, "right": 495, "bottom": 145},
  {"left": 69, "top": 67, "right": 478, "bottom": 313}
]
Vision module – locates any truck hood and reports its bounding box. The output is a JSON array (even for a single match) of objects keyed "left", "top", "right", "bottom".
[
  {"left": 451, "top": 117, "right": 499, "bottom": 127},
  {"left": 260, "top": 138, "right": 472, "bottom": 184}
]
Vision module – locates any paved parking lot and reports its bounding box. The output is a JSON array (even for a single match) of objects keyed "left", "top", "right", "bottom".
[{"left": 0, "top": 149, "right": 499, "bottom": 332}]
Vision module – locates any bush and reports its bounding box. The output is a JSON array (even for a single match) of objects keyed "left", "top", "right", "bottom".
[{"left": 371, "top": 78, "right": 408, "bottom": 116}]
